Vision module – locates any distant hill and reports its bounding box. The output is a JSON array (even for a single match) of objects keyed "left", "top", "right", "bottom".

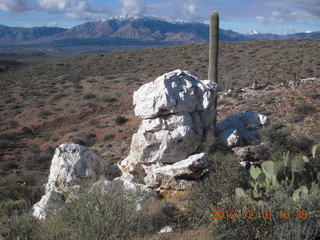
[
  {"left": 0, "top": 17, "right": 319, "bottom": 54},
  {"left": 0, "top": 24, "right": 67, "bottom": 44}
]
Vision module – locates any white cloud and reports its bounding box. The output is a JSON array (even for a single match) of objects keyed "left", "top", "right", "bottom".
[
  {"left": 180, "top": 0, "right": 207, "bottom": 21},
  {"left": 120, "top": 0, "right": 146, "bottom": 16},
  {"left": 290, "top": 0, "right": 320, "bottom": 18},
  {"left": 254, "top": 0, "right": 320, "bottom": 25},
  {"left": 38, "top": 0, "right": 90, "bottom": 14},
  {"left": 256, "top": 8, "right": 318, "bottom": 24},
  {"left": 0, "top": 0, "right": 28, "bottom": 12}
]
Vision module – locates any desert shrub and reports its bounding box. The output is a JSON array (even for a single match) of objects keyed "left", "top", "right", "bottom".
[
  {"left": 3, "top": 213, "right": 39, "bottom": 240},
  {"left": 115, "top": 116, "right": 128, "bottom": 125},
  {"left": 51, "top": 93, "right": 66, "bottom": 101},
  {"left": 0, "top": 162, "right": 19, "bottom": 171},
  {"left": 259, "top": 122, "right": 314, "bottom": 156},
  {"left": 101, "top": 96, "right": 117, "bottom": 103},
  {"left": 0, "top": 174, "right": 25, "bottom": 200},
  {"left": 38, "top": 110, "right": 52, "bottom": 118},
  {"left": 8, "top": 120, "right": 19, "bottom": 129},
  {"left": 188, "top": 153, "right": 248, "bottom": 226},
  {"left": 72, "top": 132, "right": 97, "bottom": 146},
  {"left": 145, "top": 202, "right": 180, "bottom": 233},
  {"left": 103, "top": 134, "right": 115, "bottom": 141},
  {"left": 291, "top": 103, "right": 317, "bottom": 122},
  {"left": 21, "top": 127, "right": 34, "bottom": 137},
  {"left": 0, "top": 199, "right": 28, "bottom": 217},
  {"left": 38, "top": 181, "right": 152, "bottom": 240},
  {"left": 83, "top": 93, "right": 96, "bottom": 99}
]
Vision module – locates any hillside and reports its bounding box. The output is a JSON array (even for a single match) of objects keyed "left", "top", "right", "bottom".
[{"left": 0, "top": 38, "right": 320, "bottom": 239}]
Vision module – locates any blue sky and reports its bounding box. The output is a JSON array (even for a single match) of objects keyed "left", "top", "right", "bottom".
[{"left": 0, "top": 0, "right": 319, "bottom": 34}]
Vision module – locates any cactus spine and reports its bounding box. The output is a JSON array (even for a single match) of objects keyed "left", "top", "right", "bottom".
[{"left": 208, "top": 12, "right": 219, "bottom": 83}]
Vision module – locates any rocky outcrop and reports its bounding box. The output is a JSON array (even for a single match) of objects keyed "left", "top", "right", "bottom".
[
  {"left": 217, "top": 112, "right": 268, "bottom": 148},
  {"left": 119, "top": 70, "right": 217, "bottom": 190},
  {"left": 32, "top": 144, "right": 102, "bottom": 219}
]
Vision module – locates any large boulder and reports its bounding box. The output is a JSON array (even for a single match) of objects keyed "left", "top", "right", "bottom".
[
  {"left": 217, "top": 112, "right": 268, "bottom": 148},
  {"left": 120, "top": 70, "right": 217, "bottom": 176},
  {"left": 143, "top": 153, "right": 208, "bottom": 190},
  {"left": 46, "top": 143, "right": 101, "bottom": 193}
]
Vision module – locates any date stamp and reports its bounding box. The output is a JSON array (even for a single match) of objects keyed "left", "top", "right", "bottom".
[{"left": 210, "top": 210, "right": 308, "bottom": 220}]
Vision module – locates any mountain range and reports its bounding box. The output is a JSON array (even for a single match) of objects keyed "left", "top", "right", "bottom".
[{"left": 0, "top": 16, "right": 319, "bottom": 53}]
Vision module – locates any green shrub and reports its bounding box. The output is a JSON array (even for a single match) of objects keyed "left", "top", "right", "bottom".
[
  {"left": 115, "top": 116, "right": 128, "bottom": 125},
  {"left": 259, "top": 122, "right": 314, "bottom": 156},
  {"left": 83, "top": 93, "right": 96, "bottom": 99},
  {"left": 188, "top": 153, "right": 247, "bottom": 226},
  {"left": 0, "top": 199, "right": 28, "bottom": 217},
  {"left": 72, "top": 132, "right": 97, "bottom": 146},
  {"left": 39, "top": 181, "right": 153, "bottom": 240},
  {"left": 291, "top": 103, "right": 317, "bottom": 122},
  {"left": 103, "top": 134, "right": 115, "bottom": 141},
  {"left": 4, "top": 213, "right": 39, "bottom": 240},
  {"left": 101, "top": 96, "right": 117, "bottom": 103},
  {"left": 38, "top": 110, "right": 52, "bottom": 119}
]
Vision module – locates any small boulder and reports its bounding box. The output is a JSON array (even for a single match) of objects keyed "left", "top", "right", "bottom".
[
  {"left": 232, "top": 142, "right": 269, "bottom": 162},
  {"left": 217, "top": 112, "right": 268, "bottom": 148},
  {"left": 144, "top": 153, "right": 208, "bottom": 190},
  {"left": 159, "top": 226, "right": 173, "bottom": 234}
]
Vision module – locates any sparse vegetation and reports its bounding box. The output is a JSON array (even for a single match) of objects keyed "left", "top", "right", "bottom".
[
  {"left": 103, "top": 134, "right": 115, "bottom": 141},
  {"left": 0, "top": 38, "right": 320, "bottom": 240}
]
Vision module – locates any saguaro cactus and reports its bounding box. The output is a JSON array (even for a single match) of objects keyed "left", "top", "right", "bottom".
[{"left": 208, "top": 12, "right": 219, "bottom": 83}]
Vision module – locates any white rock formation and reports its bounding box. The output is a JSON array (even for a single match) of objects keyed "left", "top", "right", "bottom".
[
  {"left": 159, "top": 226, "right": 173, "bottom": 234},
  {"left": 144, "top": 153, "right": 208, "bottom": 190},
  {"left": 120, "top": 70, "right": 217, "bottom": 182},
  {"left": 133, "top": 70, "right": 216, "bottom": 119},
  {"left": 32, "top": 191, "right": 64, "bottom": 220},
  {"left": 32, "top": 144, "right": 102, "bottom": 219},
  {"left": 217, "top": 112, "right": 268, "bottom": 148},
  {"left": 46, "top": 143, "right": 101, "bottom": 193}
]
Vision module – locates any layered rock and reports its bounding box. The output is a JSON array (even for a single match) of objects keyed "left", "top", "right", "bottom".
[{"left": 119, "top": 70, "right": 217, "bottom": 190}]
